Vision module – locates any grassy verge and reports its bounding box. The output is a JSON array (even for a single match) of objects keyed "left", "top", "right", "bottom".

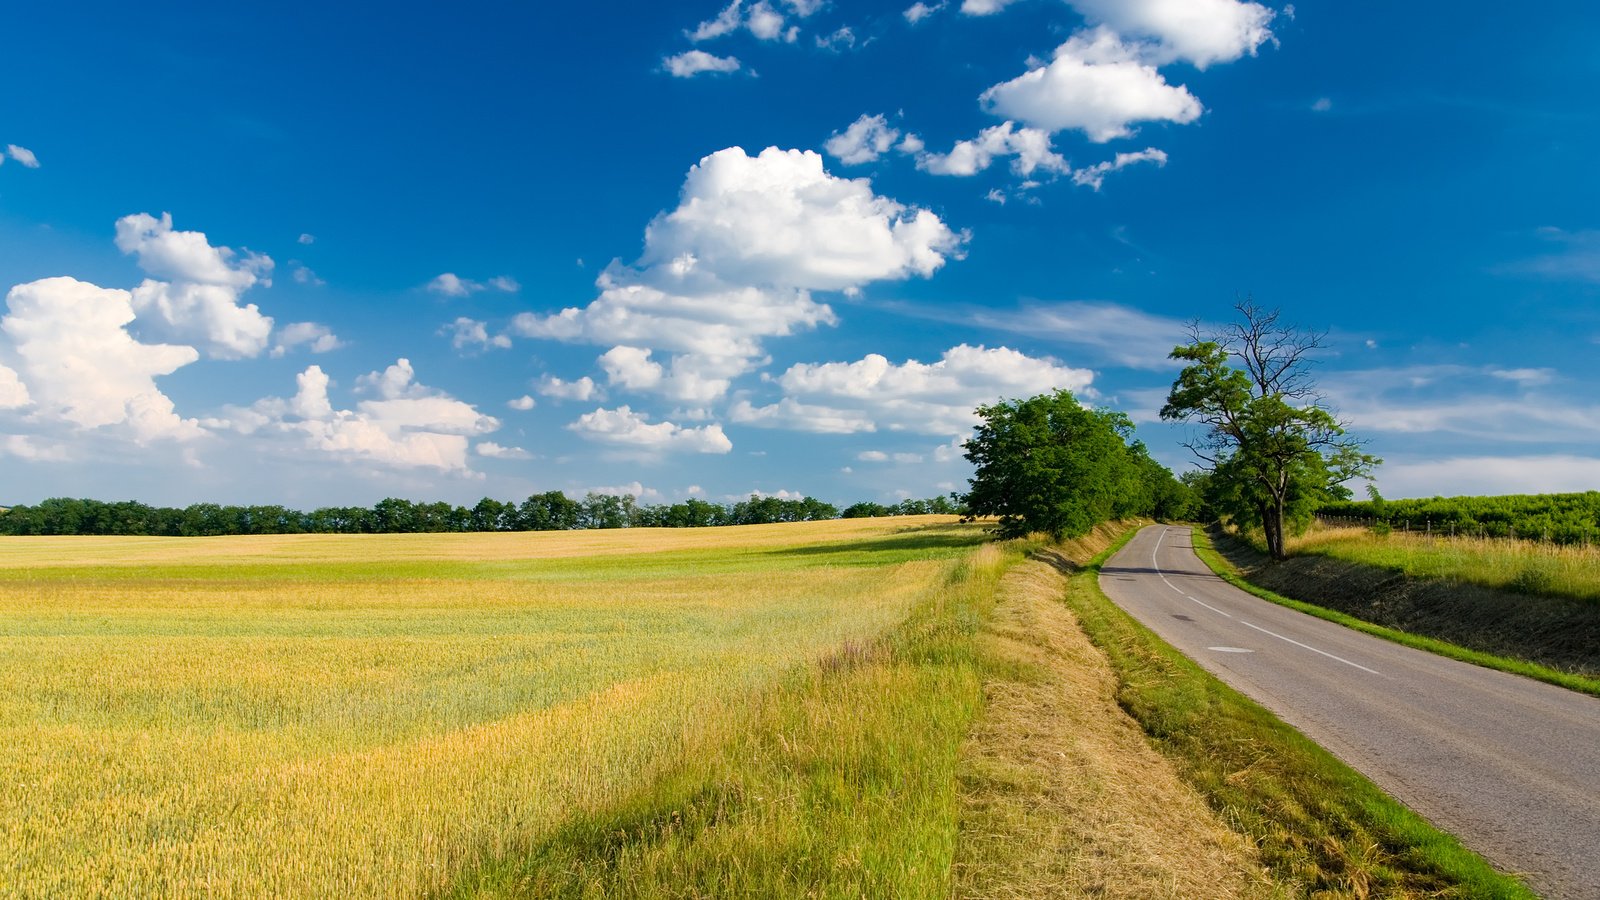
[
  {"left": 955, "top": 523, "right": 1276, "bottom": 899},
  {"left": 1066, "top": 528, "right": 1536, "bottom": 899},
  {"left": 443, "top": 540, "right": 1021, "bottom": 898},
  {"left": 1191, "top": 528, "right": 1600, "bottom": 698}
]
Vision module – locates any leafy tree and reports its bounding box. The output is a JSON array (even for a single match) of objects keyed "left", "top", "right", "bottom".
[
  {"left": 1161, "top": 301, "right": 1379, "bottom": 560},
  {"left": 962, "top": 390, "right": 1150, "bottom": 539}
]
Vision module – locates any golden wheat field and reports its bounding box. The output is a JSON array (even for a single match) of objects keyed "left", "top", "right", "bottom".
[{"left": 0, "top": 517, "right": 985, "bottom": 898}]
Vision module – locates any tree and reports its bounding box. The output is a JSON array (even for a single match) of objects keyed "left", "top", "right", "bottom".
[
  {"left": 962, "top": 390, "right": 1152, "bottom": 539},
  {"left": 1161, "top": 301, "right": 1379, "bottom": 560}
]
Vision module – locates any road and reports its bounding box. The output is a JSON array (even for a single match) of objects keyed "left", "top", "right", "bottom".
[{"left": 1098, "top": 525, "right": 1600, "bottom": 900}]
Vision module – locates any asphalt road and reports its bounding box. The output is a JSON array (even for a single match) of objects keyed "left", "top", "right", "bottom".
[{"left": 1098, "top": 525, "right": 1600, "bottom": 900}]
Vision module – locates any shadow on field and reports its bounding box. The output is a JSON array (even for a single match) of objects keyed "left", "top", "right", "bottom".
[{"left": 766, "top": 526, "right": 988, "bottom": 560}]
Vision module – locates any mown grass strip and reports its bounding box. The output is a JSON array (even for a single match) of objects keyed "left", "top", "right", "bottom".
[
  {"left": 1189, "top": 528, "right": 1600, "bottom": 699},
  {"left": 442, "top": 542, "right": 1020, "bottom": 899},
  {"left": 1067, "top": 528, "right": 1536, "bottom": 899}
]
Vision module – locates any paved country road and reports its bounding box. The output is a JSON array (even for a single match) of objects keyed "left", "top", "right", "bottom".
[{"left": 1099, "top": 525, "right": 1600, "bottom": 900}]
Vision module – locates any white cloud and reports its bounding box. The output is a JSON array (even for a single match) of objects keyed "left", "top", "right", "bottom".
[
  {"left": 536, "top": 374, "right": 601, "bottom": 402},
  {"left": 234, "top": 360, "right": 499, "bottom": 471},
  {"left": 113, "top": 212, "right": 276, "bottom": 359},
  {"left": 1065, "top": 0, "right": 1275, "bottom": 69},
  {"left": 568, "top": 405, "right": 733, "bottom": 454},
  {"left": 917, "top": 121, "right": 1068, "bottom": 177},
  {"left": 904, "top": 2, "right": 946, "bottom": 23},
  {"left": 728, "top": 397, "right": 879, "bottom": 433},
  {"left": 966, "top": 300, "right": 1187, "bottom": 369},
  {"left": 0, "top": 434, "right": 70, "bottom": 462},
  {"left": 641, "top": 147, "right": 962, "bottom": 291},
  {"left": 2, "top": 277, "right": 202, "bottom": 441},
  {"left": 598, "top": 345, "right": 665, "bottom": 391},
  {"left": 115, "top": 212, "right": 270, "bottom": 289},
  {"left": 426, "top": 273, "right": 477, "bottom": 297},
  {"left": 5, "top": 145, "right": 41, "bottom": 168},
  {"left": 475, "top": 441, "right": 531, "bottom": 460},
  {"left": 1515, "top": 228, "right": 1600, "bottom": 283},
  {"left": 736, "top": 344, "right": 1096, "bottom": 436},
  {"left": 858, "top": 449, "right": 889, "bottom": 461},
  {"left": 0, "top": 362, "right": 31, "bottom": 409},
  {"left": 297, "top": 233, "right": 316, "bottom": 245},
  {"left": 270, "top": 321, "right": 342, "bottom": 357},
  {"left": 815, "top": 26, "right": 857, "bottom": 51},
  {"left": 290, "top": 262, "right": 325, "bottom": 286},
  {"left": 1489, "top": 367, "right": 1555, "bottom": 388},
  {"left": 781, "top": 0, "right": 823, "bottom": 15},
  {"left": 443, "top": 316, "right": 512, "bottom": 352},
  {"left": 512, "top": 146, "right": 963, "bottom": 402},
  {"left": 507, "top": 395, "right": 536, "bottom": 410},
  {"left": 487, "top": 275, "right": 519, "bottom": 293},
  {"left": 1311, "top": 97, "right": 1332, "bottom": 113},
  {"left": 129, "top": 280, "right": 274, "bottom": 359},
  {"left": 824, "top": 114, "right": 902, "bottom": 165},
  {"left": 1377, "top": 455, "right": 1600, "bottom": 499},
  {"left": 686, "top": 0, "right": 798, "bottom": 43},
  {"left": 663, "top": 50, "right": 743, "bottom": 78},
  {"left": 961, "top": 0, "right": 1019, "bottom": 14},
  {"left": 981, "top": 28, "right": 1203, "bottom": 142},
  {"left": 1070, "top": 147, "right": 1168, "bottom": 189}
]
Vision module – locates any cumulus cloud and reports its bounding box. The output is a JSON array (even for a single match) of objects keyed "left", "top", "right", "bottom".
[
  {"left": 663, "top": 50, "right": 743, "bottom": 78},
  {"left": 2, "top": 277, "right": 202, "bottom": 441},
  {"left": 961, "top": 0, "right": 1019, "bottom": 14},
  {"left": 5, "top": 145, "right": 41, "bottom": 168},
  {"left": 536, "top": 374, "right": 601, "bottom": 402},
  {"left": 426, "top": 273, "right": 518, "bottom": 296},
  {"left": 231, "top": 360, "right": 499, "bottom": 471},
  {"left": 112, "top": 212, "right": 277, "bottom": 359},
  {"left": 475, "top": 441, "right": 532, "bottom": 460},
  {"left": 733, "top": 344, "right": 1095, "bottom": 436},
  {"left": 904, "top": 2, "right": 946, "bottom": 23},
  {"left": 443, "top": 316, "right": 512, "bottom": 352},
  {"left": 507, "top": 394, "right": 536, "bottom": 410},
  {"left": 917, "top": 121, "right": 1069, "bottom": 176},
  {"left": 687, "top": 0, "right": 799, "bottom": 43},
  {"left": 1070, "top": 147, "right": 1168, "bottom": 189},
  {"left": 825, "top": 114, "right": 905, "bottom": 165},
  {"left": 981, "top": 28, "right": 1203, "bottom": 142},
  {"left": 0, "top": 434, "right": 71, "bottom": 462},
  {"left": 270, "top": 321, "right": 343, "bottom": 357},
  {"left": 115, "top": 212, "right": 269, "bottom": 289},
  {"left": 297, "top": 233, "right": 316, "bottom": 245},
  {"left": 0, "top": 362, "right": 32, "bottom": 409},
  {"left": 1065, "top": 0, "right": 1275, "bottom": 69},
  {"left": 567, "top": 405, "right": 733, "bottom": 454},
  {"left": 512, "top": 146, "right": 963, "bottom": 402}
]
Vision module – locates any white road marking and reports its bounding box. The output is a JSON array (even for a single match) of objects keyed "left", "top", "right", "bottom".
[
  {"left": 1240, "top": 620, "right": 1380, "bottom": 674},
  {"left": 1153, "top": 528, "right": 1233, "bottom": 618},
  {"left": 1148, "top": 526, "right": 1377, "bottom": 674},
  {"left": 1208, "top": 647, "right": 1254, "bottom": 653}
]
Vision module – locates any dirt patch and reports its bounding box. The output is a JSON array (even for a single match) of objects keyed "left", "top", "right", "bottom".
[
  {"left": 954, "top": 536, "right": 1275, "bottom": 899},
  {"left": 1213, "top": 529, "right": 1600, "bottom": 678}
]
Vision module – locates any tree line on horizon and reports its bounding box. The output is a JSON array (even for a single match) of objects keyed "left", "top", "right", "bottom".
[{"left": 0, "top": 492, "right": 965, "bottom": 537}]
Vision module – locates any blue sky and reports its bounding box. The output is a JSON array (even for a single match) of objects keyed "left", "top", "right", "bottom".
[{"left": 2, "top": 0, "right": 1598, "bottom": 508}]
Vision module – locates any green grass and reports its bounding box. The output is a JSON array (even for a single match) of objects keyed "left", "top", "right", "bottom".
[
  {"left": 1065, "top": 528, "right": 1536, "bottom": 899},
  {"left": 1190, "top": 529, "right": 1600, "bottom": 698},
  {"left": 1291, "top": 525, "right": 1600, "bottom": 602}
]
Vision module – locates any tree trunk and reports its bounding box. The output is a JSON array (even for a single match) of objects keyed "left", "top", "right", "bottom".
[{"left": 1263, "top": 499, "right": 1287, "bottom": 561}]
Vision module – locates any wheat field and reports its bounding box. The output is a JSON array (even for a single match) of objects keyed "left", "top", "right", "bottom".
[{"left": 0, "top": 518, "right": 985, "bottom": 898}]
